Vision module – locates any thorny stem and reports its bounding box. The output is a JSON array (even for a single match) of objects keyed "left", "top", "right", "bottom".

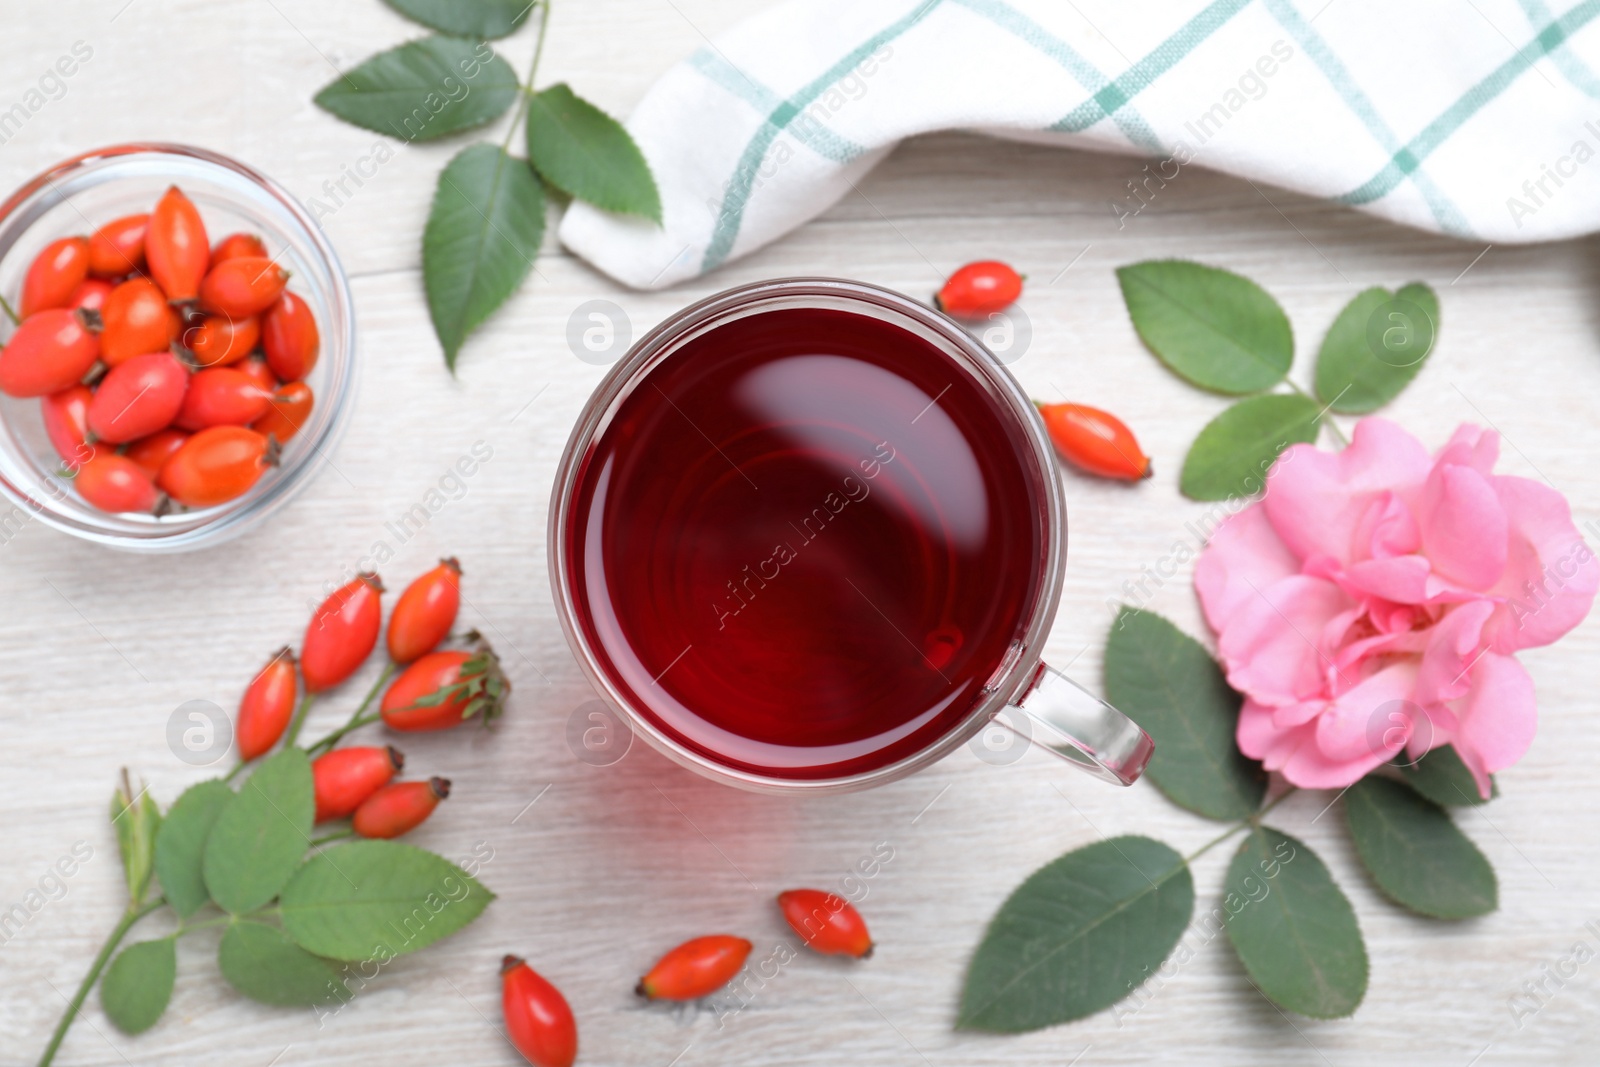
[
  {"left": 1183, "top": 787, "right": 1298, "bottom": 865},
  {"left": 37, "top": 897, "right": 166, "bottom": 1067},
  {"left": 305, "top": 662, "right": 395, "bottom": 755},
  {"left": 502, "top": 0, "right": 553, "bottom": 152}
]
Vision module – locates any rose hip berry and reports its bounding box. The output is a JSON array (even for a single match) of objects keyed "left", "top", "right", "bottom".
[
  {"left": 68, "top": 278, "right": 113, "bottom": 312},
  {"left": 387, "top": 558, "right": 461, "bottom": 663},
  {"left": 300, "top": 574, "right": 385, "bottom": 693},
  {"left": 636, "top": 936, "right": 752, "bottom": 1001},
  {"left": 99, "top": 277, "right": 181, "bottom": 367},
  {"left": 237, "top": 355, "right": 277, "bottom": 392},
  {"left": 261, "top": 292, "right": 319, "bottom": 381},
  {"left": 74, "top": 452, "right": 160, "bottom": 513},
  {"left": 21, "top": 236, "right": 91, "bottom": 318},
  {"left": 0, "top": 308, "right": 101, "bottom": 398},
  {"left": 352, "top": 777, "right": 449, "bottom": 838},
  {"left": 777, "top": 889, "right": 874, "bottom": 958},
  {"left": 1036, "top": 401, "right": 1152, "bottom": 481},
  {"left": 251, "top": 381, "right": 313, "bottom": 442},
  {"left": 210, "top": 232, "right": 267, "bottom": 265},
  {"left": 183, "top": 314, "right": 260, "bottom": 367},
  {"left": 934, "top": 260, "right": 1023, "bottom": 318},
  {"left": 501, "top": 956, "right": 577, "bottom": 1067},
  {"left": 237, "top": 648, "right": 299, "bottom": 762},
  {"left": 123, "top": 428, "right": 189, "bottom": 480},
  {"left": 87, "top": 350, "right": 189, "bottom": 444},
  {"left": 199, "top": 256, "right": 289, "bottom": 318},
  {"left": 156, "top": 425, "right": 280, "bottom": 508},
  {"left": 380, "top": 641, "right": 509, "bottom": 732},
  {"left": 311, "top": 745, "right": 403, "bottom": 822},
  {"left": 175, "top": 367, "right": 273, "bottom": 430},
  {"left": 41, "top": 385, "right": 97, "bottom": 473},
  {"left": 146, "top": 186, "right": 210, "bottom": 302},
  {"left": 87, "top": 214, "right": 148, "bottom": 277}
]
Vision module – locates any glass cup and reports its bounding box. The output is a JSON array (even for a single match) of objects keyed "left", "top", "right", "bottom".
[{"left": 548, "top": 278, "right": 1153, "bottom": 794}]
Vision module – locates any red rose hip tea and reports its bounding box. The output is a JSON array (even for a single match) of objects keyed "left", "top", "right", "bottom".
[{"left": 564, "top": 306, "right": 1050, "bottom": 779}]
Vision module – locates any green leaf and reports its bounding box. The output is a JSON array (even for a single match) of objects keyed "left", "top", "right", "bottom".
[
  {"left": 203, "top": 748, "right": 313, "bottom": 915},
  {"left": 957, "top": 836, "right": 1193, "bottom": 1032},
  {"left": 382, "top": 0, "right": 534, "bottom": 38},
  {"left": 314, "top": 36, "right": 518, "bottom": 142},
  {"left": 1224, "top": 827, "right": 1367, "bottom": 1018},
  {"left": 525, "top": 83, "right": 661, "bottom": 221},
  {"left": 1180, "top": 393, "right": 1322, "bottom": 501},
  {"left": 1344, "top": 777, "right": 1497, "bottom": 919},
  {"left": 280, "top": 840, "right": 494, "bottom": 961},
  {"left": 111, "top": 774, "right": 161, "bottom": 906},
  {"left": 219, "top": 921, "right": 349, "bottom": 1007},
  {"left": 1116, "top": 260, "right": 1293, "bottom": 395},
  {"left": 424, "top": 143, "right": 546, "bottom": 369},
  {"left": 100, "top": 938, "right": 175, "bottom": 1034},
  {"left": 1313, "top": 283, "right": 1437, "bottom": 413},
  {"left": 1104, "top": 607, "right": 1265, "bottom": 820},
  {"left": 1399, "top": 744, "right": 1494, "bottom": 806},
  {"left": 154, "top": 779, "right": 233, "bottom": 918}
]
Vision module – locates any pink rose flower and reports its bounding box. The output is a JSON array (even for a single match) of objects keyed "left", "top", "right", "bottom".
[{"left": 1194, "top": 418, "right": 1596, "bottom": 796}]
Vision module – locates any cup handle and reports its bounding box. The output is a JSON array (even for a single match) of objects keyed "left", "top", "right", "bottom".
[{"left": 1001, "top": 663, "right": 1154, "bottom": 786}]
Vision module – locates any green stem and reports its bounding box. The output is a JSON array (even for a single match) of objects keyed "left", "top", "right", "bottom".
[
  {"left": 175, "top": 914, "right": 233, "bottom": 936},
  {"left": 1285, "top": 380, "right": 1350, "bottom": 449},
  {"left": 307, "top": 712, "right": 383, "bottom": 756},
  {"left": 280, "top": 691, "right": 318, "bottom": 749},
  {"left": 0, "top": 292, "right": 19, "bottom": 326},
  {"left": 503, "top": 0, "right": 552, "bottom": 152},
  {"left": 305, "top": 662, "right": 394, "bottom": 755},
  {"left": 1184, "top": 787, "right": 1298, "bottom": 864},
  {"left": 223, "top": 759, "right": 246, "bottom": 782},
  {"left": 37, "top": 897, "right": 165, "bottom": 1067},
  {"left": 311, "top": 829, "right": 355, "bottom": 847}
]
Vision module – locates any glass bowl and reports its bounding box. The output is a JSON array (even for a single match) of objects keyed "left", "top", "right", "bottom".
[{"left": 0, "top": 143, "right": 356, "bottom": 551}]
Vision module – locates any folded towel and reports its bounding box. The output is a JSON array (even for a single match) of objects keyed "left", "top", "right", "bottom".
[{"left": 559, "top": 0, "right": 1600, "bottom": 290}]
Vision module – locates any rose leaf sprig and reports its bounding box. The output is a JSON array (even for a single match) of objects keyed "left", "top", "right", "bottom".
[
  {"left": 958, "top": 269, "right": 1599, "bottom": 1033},
  {"left": 1114, "top": 259, "right": 1438, "bottom": 500},
  {"left": 311, "top": 0, "right": 661, "bottom": 370},
  {"left": 37, "top": 557, "right": 506, "bottom": 1066}
]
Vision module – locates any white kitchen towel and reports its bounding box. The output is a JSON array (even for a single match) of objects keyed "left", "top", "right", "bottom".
[{"left": 558, "top": 0, "right": 1600, "bottom": 290}]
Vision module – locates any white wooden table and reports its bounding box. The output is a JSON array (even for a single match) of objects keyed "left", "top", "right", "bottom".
[{"left": 3, "top": 2, "right": 1598, "bottom": 1065}]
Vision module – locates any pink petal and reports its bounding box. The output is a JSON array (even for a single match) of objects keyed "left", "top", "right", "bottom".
[
  {"left": 1194, "top": 503, "right": 1300, "bottom": 636},
  {"left": 1261, "top": 418, "right": 1432, "bottom": 566},
  {"left": 1237, "top": 698, "right": 1310, "bottom": 768},
  {"left": 1352, "top": 491, "right": 1421, "bottom": 560},
  {"left": 1406, "top": 702, "right": 1461, "bottom": 761},
  {"left": 1484, "top": 474, "right": 1600, "bottom": 652},
  {"left": 1215, "top": 575, "right": 1353, "bottom": 708},
  {"left": 1434, "top": 424, "right": 1499, "bottom": 474},
  {"left": 1309, "top": 661, "right": 1422, "bottom": 763},
  {"left": 1343, "top": 554, "right": 1433, "bottom": 603},
  {"left": 1451, "top": 653, "right": 1537, "bottom": 797},
  {"left": 1418, "top": 462, "right": 1508, "bottom": 590},
  {"left": 1413, "top": 600, "right": 1494, "bottom": 705}
]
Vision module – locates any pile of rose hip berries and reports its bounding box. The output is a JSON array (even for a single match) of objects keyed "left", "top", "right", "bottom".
[
  {"left": 503, "top": 884, "right": 875, "bottom": 1066},
  {"left": 0, "top": 185, "right": 320, "bottom": 514},
  {"left": 234, "top": 558, "right": 507, "bottom": 840}
]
